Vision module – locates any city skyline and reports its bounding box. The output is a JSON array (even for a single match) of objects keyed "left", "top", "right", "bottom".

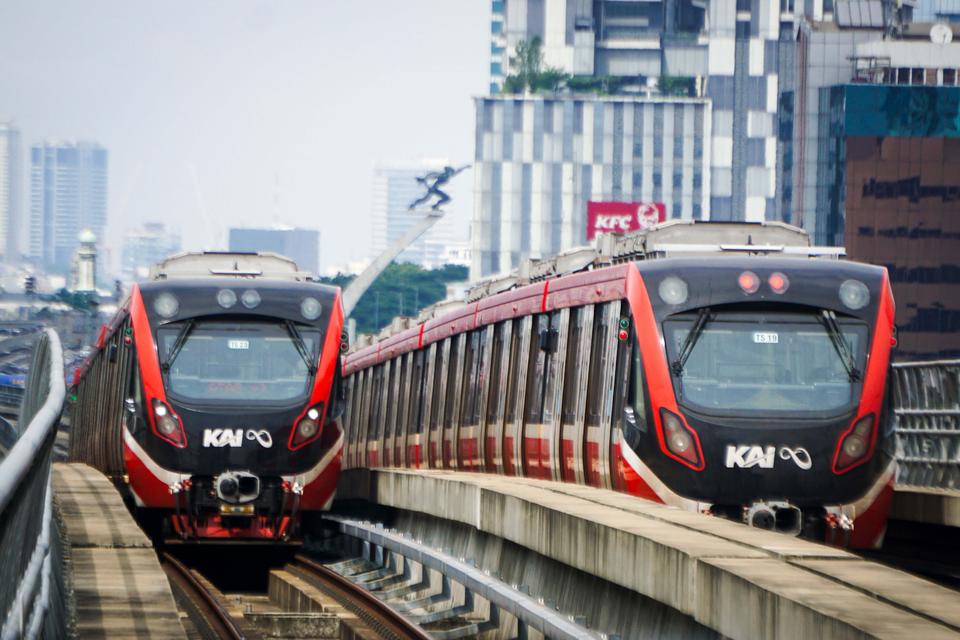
[{"left": 0, "top": 1, "right": 488, "bottom": 275}]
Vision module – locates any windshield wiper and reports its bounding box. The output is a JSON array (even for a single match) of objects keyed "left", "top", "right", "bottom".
[
  {"left": 819, "top": 310, "right": 861, "bottom": 382},
  {"left": 671, "top": 307, "right": 711, "bottom": 377},
  {"left": 162, "top": 319, "right": 195, "bottom": 372},
  {"left": 284, "top": 320, "right": 317, "bottom": 375}
]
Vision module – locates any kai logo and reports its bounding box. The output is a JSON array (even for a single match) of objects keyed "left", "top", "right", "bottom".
[
  {"left": 202, "top": 429, "right": 273, "bottom": 449},
  {"left": 725, "top": 445, "right": 812, "bottom": 470}
]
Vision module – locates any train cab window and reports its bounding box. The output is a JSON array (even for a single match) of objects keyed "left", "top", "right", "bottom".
[
  {"left": 157, "top": 319, "right": 320, "bottom": 404},
  {"left": 663, "top": 310, "right": 869, "bottom": 415}
]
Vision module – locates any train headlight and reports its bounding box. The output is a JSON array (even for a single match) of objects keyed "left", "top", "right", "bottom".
[
  {"left": 241, "top": 289, "right": 261, "bottom": 309},
  {"left": 301, "top": 297, "right": 322, "bottom": 320},
  {"left": 833, "top": 414, "right": 874, "bottom": 474},
  {"left": 217, "top": 289, "right": 237, "bottom": 309},
  {"left": 659, "top": 408, "right": 703, "bottom": 470},
  {"left": 839, "top": 279, "right": 870, "bottom": 310},
  {"left": 738, "top": 271, "right": 760, "bottom": 294},
  {"left": 658, "top": 277, "right": 688, "bottom": 306},
  {"left": 289, "top": 403, "right": 324, "bottom": 450},
  {"left": 152, "top": 399, "right": 186, "bottom": 447},
  {"left": 768, "top": 272, "right": 790, "bottom": 295},
  {"left": 153, "top": 293, "right": 179, "bottom": 319}
]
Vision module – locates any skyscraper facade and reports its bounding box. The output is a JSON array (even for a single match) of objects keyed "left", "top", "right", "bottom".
[
  {"left": 473, "top": 94, "right": 710, "bottom": 277},
  {"left": 29, "top": 141, "right": 108, "bottom": 273},
  {"left": 0, "top": 122, "right": 21, "bottom": 262}
]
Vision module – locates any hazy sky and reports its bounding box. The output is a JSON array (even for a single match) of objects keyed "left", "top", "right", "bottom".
[{"left": 0, "top": 1, "right": 490, "bottom": 273}]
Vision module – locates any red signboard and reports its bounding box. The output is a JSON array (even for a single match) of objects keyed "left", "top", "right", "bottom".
[{"left": 586, "top": 201, "right": 666, "bottom": 240}]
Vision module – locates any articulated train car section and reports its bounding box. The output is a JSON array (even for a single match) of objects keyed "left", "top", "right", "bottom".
[{"left": 342, "top": 221, "right": 897, "bottom": 549}]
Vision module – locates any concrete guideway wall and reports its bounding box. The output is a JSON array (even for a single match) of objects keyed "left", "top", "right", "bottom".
[{"left": 338, "top": 468, "right": 960, "bottom": 640}]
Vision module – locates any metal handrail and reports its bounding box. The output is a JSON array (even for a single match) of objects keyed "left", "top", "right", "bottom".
[{"left": 0, "top": 330, "right": 66, "bottom": 640}]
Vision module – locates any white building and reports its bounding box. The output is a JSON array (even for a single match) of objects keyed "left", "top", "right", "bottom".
[
  {"left": 121, "top": 222, "right": 182, "bottom": 282},
  {"left": 0, "top": 122, "right": 20, "bottom": 263}
]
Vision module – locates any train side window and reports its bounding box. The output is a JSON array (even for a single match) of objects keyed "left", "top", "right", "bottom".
[
  {"left": 540, "top": 310, "right": 563, "bottom": 426},
  {"left": 398, "top": 353, "right": 411, "bottom": 438},
  {"left": 505, "top": 318, "right": 524, "bottom": 424},
  {"left": 525, "top": 315, "right": 549, "bottom": 423},
  {"left": 471, "top": 329, "right": 487, "bottom": 424},
  {"left": 561, "top": 307, "right": 583, "bottom": 423},
  {"left": 410, "top": 350, "right": 426, "bottom": 434},
  {"left": 585, "top": 304, "right": 609, "bottom": 426},
  {"left": 430, "top": 342, "right": 445, "bottom": 431},
  {"left": 370, "top": 364, "right": 385, "bottom": 439},
  {"left": 443, "top": 336, "right": 460, "bottom": 426},
  {"left": 625, "top": 326, "right": 648, "bottom": 450},
  {"left": 486, "top": 322, "right": 506, "bottom": 424}
]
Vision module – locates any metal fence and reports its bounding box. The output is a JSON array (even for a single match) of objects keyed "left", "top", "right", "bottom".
[
  {"left": 0, "top": 330, "right": 68, "bottom": 639},
  {"left": 891, "top": 360, "right": 960, "bottom": 489}
]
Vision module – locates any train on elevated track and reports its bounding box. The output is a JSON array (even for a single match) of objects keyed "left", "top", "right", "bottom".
[
  {"left": 68, "top": 252, "right": 347, "bottom": 541},
  {"left": 342, "top": 221, "right": 897, "bottom": 548}
]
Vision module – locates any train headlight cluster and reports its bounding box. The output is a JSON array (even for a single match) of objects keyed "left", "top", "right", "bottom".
[
  {"left": 658, "top": 276, "right": 688, "bottom": 306},
  {"left": 153, "top": 293, "right": 179, "bottom": 319},
  {"left": 833, "top": 414, "right": 875, "bottom": 473},
  {"left": 659, "top": 408, "right": 703, "bottom": 470},
  {"left": 217, "top": 289, "right": 237, "bottom": 309},
  {"left": 301, "top": 297, "right": 322, "bottom": 321},
  {"left": 152, "top": 399, "right": 186, "bottom": 447},
  {"left": 839, "top": 279, "right": 870, "bottom": 310},
  {"left": 768, "top": 272, "right": 790, "bottom": 295},
  {"left": 290, "top": 403, "right": 324, "bottom": 450},
  {"left": 241, "top": 289, "right": 262, "bottom": 309},
  {"left": 738, "top": 271, "right": 760, "bottom": 294}
]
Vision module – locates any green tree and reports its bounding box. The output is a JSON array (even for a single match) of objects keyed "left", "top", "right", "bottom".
[
  {"left": 502, "top": 37, "right": 570, "bottom": 94},
  {"left": 318, "top": 263, "right": 468, "bottom": 335}
]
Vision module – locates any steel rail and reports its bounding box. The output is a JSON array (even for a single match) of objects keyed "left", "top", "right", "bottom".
[
  {"left": 293, "top": 554, "right": 432, "bottom": 640},
  {"left": 160, "top": 552, "right": 246, "bottom": 640}
]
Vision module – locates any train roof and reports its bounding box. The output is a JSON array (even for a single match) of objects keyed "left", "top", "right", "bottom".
[
  {"left": 344, "top": 221, "right": 874, "bottom": 374},
  {"left": 148, "top": 251, "right": 315, "bottom": 282}
]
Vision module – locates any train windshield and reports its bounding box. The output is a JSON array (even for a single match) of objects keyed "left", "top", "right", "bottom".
[
  {"left": 157, "top": 320, "right": 320, "bottom": 403},
  {"left": 663, "top": 311, "right": 868, "bottom": 415}
]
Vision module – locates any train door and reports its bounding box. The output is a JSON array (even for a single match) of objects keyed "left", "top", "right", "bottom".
[
  {"left": 560, "top": 306, "right": 593, "bottom": 484},
  {"left": 367, "top": 364, "right": 384, "bottom": 467},
  {"left": 442, "top": 333, "right": 466, "bottom": 469},
  {"left": 395, "top": 353, "right": 412, "bottom": 466},
  {"left": 523, "top": 310, "right": 567, "bottom": 481},
  {"left": 484, "top": 321, "right": 511, "bottom": 473},
  {"left": 427, "top": 341, "right": 446, "bottom": 468},
  {"left": 585, "top": 302, "right": 621, "bottom": 488},
  {"left": 406, "top": 349, "right": 427, "bottom": 468},
  {"left": 504, "top": 316, "right": 531, "bottom": 476}
]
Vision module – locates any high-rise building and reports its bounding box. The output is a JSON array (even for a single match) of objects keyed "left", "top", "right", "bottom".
[
  {"left": 121, "top": 222, "right": 182, "bottom": 282},
  {"left": 371, "top": 163, "right": 471, "bottom": 269},
  {"left": 29, "top": 141, "right": 108, "bottom": 273},
  {"left": 0, "top": 122, "right": 21, "bottom": 262},
  {"left": 474, "top": 0, "right": 808, "bottom": 279},
  {"left": 473, "top": 94, "right": 710, "bottom": 278},
  {"left": 228, "top": 226, "right": 320, "bottom": 274}
]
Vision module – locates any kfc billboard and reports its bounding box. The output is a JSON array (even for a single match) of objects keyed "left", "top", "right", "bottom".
[{"left": 586, "top": 201, "right": 666, "bottom": 240}]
